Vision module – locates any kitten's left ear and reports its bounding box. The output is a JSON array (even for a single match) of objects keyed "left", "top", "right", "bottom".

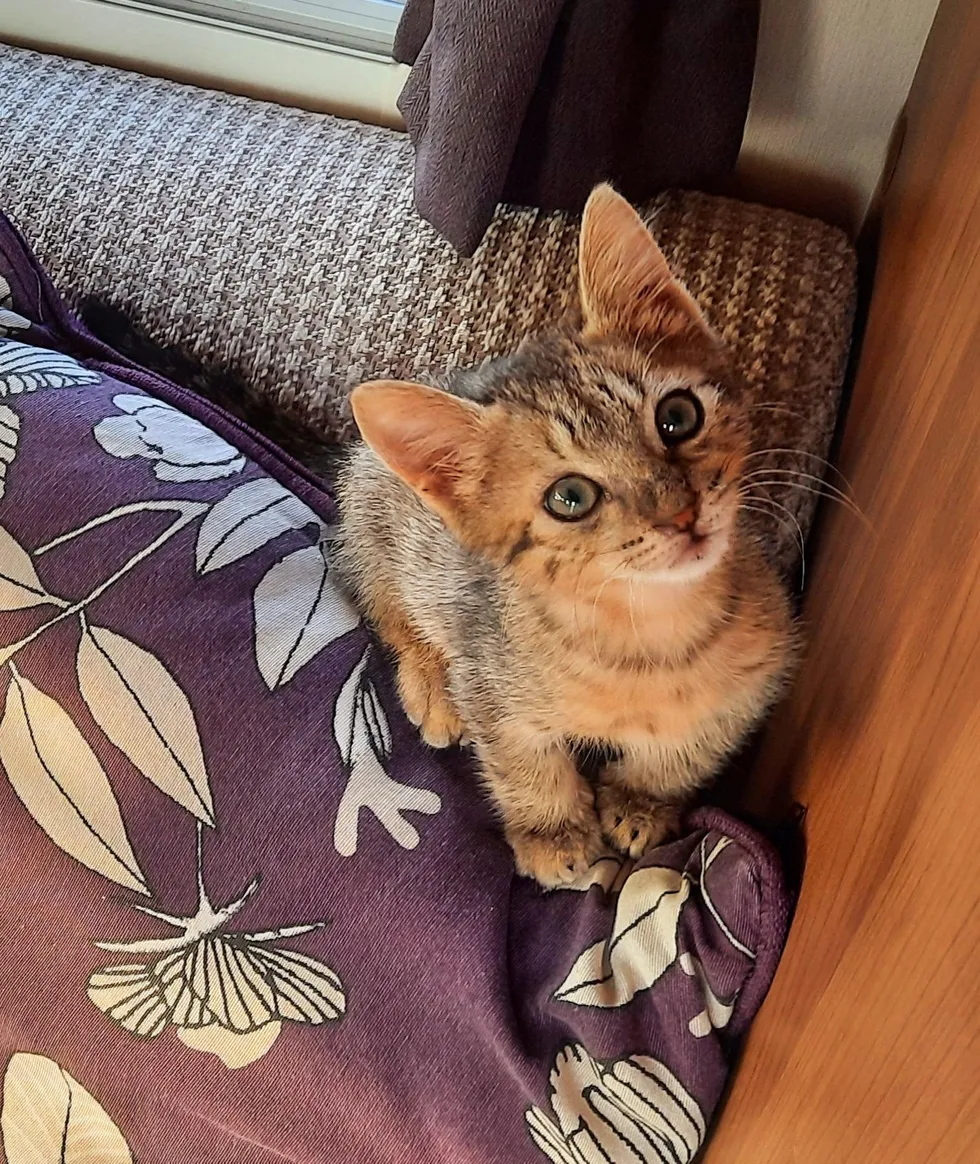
[
  {"left": 350, "top": 379, "right": 486, "bottom": 519},
  {"left": 578, "top": 184, "right": 716, "bottom": 347}
]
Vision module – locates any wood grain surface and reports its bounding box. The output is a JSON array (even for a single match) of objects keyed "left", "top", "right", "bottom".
[{"left": 702, "top": 0, "right": 980, "bottom": 1160}]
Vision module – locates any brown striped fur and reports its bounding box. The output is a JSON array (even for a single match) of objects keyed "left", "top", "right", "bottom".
[{"left": 335, "top": 186, "right": 795, "bottom": 887}]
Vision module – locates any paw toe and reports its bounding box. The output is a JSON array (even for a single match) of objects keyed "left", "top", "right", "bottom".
[{"left": 598, "top": 786, "right": 679, "bottom": 858}]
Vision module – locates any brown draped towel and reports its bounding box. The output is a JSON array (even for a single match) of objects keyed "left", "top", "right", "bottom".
[{"left": 393, "top": 0, "right": 760, "bottom": 256}]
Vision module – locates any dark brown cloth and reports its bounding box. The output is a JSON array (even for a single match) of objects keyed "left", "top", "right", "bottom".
[{"left": 394, "top": 0, "right": 760, "bottom": 255}]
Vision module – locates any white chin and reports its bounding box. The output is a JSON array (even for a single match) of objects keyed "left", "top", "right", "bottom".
[
  {"left": 652, "top": 533, "right": 729, "bottom": 584},
  {"left": 661, "top": 555, "right": 721, "bottom": 583}
]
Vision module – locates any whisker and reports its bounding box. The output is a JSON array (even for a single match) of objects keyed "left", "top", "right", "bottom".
[
  {"left": 598, "top": 540, "right": 643, "bottom": 558},
  {"left": 745, "top": 480, "right": 866, "bottom": 535},
  {"left": 590, "top": 565, "right": 627, "bottom": 666},
  {"left": 571, "top": 553, "right": 590, "bottom": 638},
  {"left": 742, "top": 474, "right": 874, "bottom": 533},
  {"left": 622, "top": 543, "right": 659, "bottom": 569},
  {"left": 627, "top": 578, "right": 656, "bottom": 670},
  {"left": 747, "top": 376, "right": 837, "bottom": 417},
  {"left": 744, "top": 447, "right": 856, "bottom": 492},
  {"left": 740, "top": 495, "right": 806, "bottom": 587},
  {"left": 747, "top": 402, "right": 809, "bottom": 423},
  {"left": 741, "top": 505, "right": 796, "bottom": 555},
  {"left": 741, "top": 468, "right": 865, "bottom": 519}
]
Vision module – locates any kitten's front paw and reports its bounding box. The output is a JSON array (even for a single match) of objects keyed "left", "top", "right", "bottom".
[
  {"left": 416, "top": 694, "right": 468, "bottom": 749},
  {"left": 397, "top": 660, "right": 468, "bottom": 749},
  {"left": 508, "top": 816, "right": 604, "bottom": 890},
  {"left": 597, "top": 777, "right": 681, "bottom": 859}
]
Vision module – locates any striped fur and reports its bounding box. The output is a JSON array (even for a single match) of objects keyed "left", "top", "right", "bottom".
[{"left": 337, "top": 188, "right": 796, "bottom": 887}]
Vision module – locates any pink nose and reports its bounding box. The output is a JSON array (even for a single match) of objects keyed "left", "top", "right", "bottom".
[{"left": 660, "top": 506, "right": 697, "bottom": 533}]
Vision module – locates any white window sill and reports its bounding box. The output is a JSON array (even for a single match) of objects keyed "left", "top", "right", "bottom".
[{"left": 0, "top": 0, "right": 408, "bottom": 127}]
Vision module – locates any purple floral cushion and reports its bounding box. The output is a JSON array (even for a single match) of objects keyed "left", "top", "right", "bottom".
[{"left": 0, "top": 214, "right": 789, "bottom": 1163}]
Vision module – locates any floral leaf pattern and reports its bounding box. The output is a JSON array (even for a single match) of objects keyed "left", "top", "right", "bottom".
[
  {"left": 696, "top": 836, "right": 756, "bottom": 958},
  {"left": 1, "top": 1053, "right": 133, "bottom": 1163},
  {"left": 177, "top": 1022, "right": 282, "bottom": 1070},
  {"left": 94, "top": 395, "right": 246, "bottom": 482},
  {"left": 0, "top": 405, "right": 19, "bottom": 500},
  {"left": 77, "top": 624, "right": 214, "bottom": 824},
  {"left": 0, "top": 277, "right": 31, "bottom": 337},
  {"left": 554, "top": 865, "right": 690, "bottom": 1007},
  {"left": 565, "top": 854, "right": 632, "bottom": 896},
  {"left": 88, "top": 939, "right": 345, "bottom": 1042},
  {"left": 679, "top": 953, "right": 736, "bottom": 1038},
  {"left": 87, "top": 829, "right": 345, "bottom": 1069},
  {"left": 332, "top": 648, "right": 441, "bottom": 856},
  {"left": 525, "top": 1107, "right": 579, "bottom": 1164},
  {"left": 195, "top": 478, "right": 322, "bottom": 574},
  {"left": 0, "top": 667, "right": 147, "bottom": 894},
  {"left": 526, "top": 1044, "right": 705, "bottom": 1164},
  {"left": 0, "top": 310, "right": 30, "bottom": 336},
  {"left": 0, "top": 338, "right": 101, "bottom": 393},
  {"left": 0, "top": 524, "right": 55, "bottom": 611},
  {"left": 253, "top": 544, "right": 360, "bottom": 689}
]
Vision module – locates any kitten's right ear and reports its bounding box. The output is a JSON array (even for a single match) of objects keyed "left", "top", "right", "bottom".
[
  {"left": 350, "top": 380, "right": 485, "bottom": 516},
  {"left": 578, "top": 184, "right": 715, "bottom": 348}
]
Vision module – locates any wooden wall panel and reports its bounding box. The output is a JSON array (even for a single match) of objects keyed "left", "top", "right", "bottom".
[{"left": 702, "top": 0, "right": 980, "bottom": 1159}]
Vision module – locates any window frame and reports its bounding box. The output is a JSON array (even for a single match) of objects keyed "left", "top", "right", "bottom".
[{"left": 102, "top": 0, "right": 405, "bottom": 58}]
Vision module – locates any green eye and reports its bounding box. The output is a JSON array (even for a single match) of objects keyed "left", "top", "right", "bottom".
[
  {"left": 655, "top": 389, "right": 704, "bottom": 446},
  {"left": 544, "top": 475, "right": 602, "bottom": 521}
]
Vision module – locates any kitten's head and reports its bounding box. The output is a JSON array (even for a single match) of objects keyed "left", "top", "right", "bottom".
[{"left": 351, "top": 185, "right": 750, "bottom": 589}]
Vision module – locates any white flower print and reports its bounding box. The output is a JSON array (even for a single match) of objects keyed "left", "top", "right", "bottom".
[
  {"left": 564, "top": 854, "right": 633, "bottom": 896},
  {"left": 694, "top": 835, "right": 756, "bottom": 959},
  {"left": 0, "top": 276, "right": 30, "bottom": 337},
  {"left": 87, "top": 827, "right": 345, "bottom": 1070},
  {"left": 554, "top": 834, "right": 754, "bottom": 1013},
  {"left": 554, "top": 864, "right": 690, "bottom": 1008},
  {"left": 195, "top": 478, "right": 323, "bottom": 574},
  {"left": 192, "top": 479, "right": 361, "bottom": 690},
  {"left": 679, "top": 952, "right": 735, "bottom": 1037},
  {"left": 0, "top": 404, "right": 19, "bottom": 501},
  {"left": 0, "top": 502, "right": 216, "bottom": 896},
  {"left": 0, "top": 313, "right": 26, "bottom": 335},
  {"left": 253, "top": 541, "right": 361, "bottom": 690},
  {"left": 0, "top": 338, "right": 101, "bottom": 393},
  {"left": 332, "top": 646, "right": 441, "bottom": 855},
  {"left": 526, "top": 1044, "right": 706, "bottom": 1164},
  {"left": 93, "top": 394, "right": 246, "bottom": 482}
]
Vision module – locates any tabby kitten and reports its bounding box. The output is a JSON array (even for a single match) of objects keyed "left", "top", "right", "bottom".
[{"left": 336, "top": 185, "right": 796, "bottom": 888}]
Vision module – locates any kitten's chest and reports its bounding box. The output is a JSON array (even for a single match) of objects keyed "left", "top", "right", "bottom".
[
  {"left": 543, "top": 637, "right": 768, "bottom": 745},
  {"left": 550, "top": 663, "right": 711, "bottom": 741}
]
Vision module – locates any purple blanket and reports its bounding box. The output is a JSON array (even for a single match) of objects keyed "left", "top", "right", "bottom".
[{"left": 0, "top": 214, "right": 788, "bottom": 1162}]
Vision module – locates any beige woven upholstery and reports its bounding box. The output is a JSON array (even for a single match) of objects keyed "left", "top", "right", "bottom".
[{"left": 0, "top": 46, "right": 856, "bottom": 571}]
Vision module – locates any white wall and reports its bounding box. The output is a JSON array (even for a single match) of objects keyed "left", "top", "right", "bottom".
[{"left": 740, "top": 0, "right": 941, "bottom": 229}]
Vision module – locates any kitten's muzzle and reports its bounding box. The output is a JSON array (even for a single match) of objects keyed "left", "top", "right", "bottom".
[{"left": 653, "top": 504, "right": 701, "bottom": 538}]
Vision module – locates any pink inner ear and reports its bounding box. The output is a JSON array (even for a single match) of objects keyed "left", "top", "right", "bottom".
[
  {"left": 350, "top": 380, "right": 483, "bottom": 502},
  {"left": 579, "top": 184, "right": 712, "bottom": 342}
]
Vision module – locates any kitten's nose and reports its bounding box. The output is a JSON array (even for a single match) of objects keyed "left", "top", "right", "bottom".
[{"left": 660, "top": 505, "right": 697, "bottom": 533}]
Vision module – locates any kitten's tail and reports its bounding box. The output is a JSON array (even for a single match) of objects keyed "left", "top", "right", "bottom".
[{"left": 79, "top": 297, "right": 344, "bottom": 480}]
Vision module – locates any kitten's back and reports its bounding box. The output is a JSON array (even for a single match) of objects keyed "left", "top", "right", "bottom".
[{"left": 80, "top": 298, "right": 344, "bottom": 481}]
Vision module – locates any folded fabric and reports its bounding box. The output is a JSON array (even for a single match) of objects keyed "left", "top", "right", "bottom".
[{"left": 395, "top": 0, "right": 760, "bottom": 253}]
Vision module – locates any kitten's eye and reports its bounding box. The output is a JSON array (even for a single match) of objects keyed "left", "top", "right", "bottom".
[
  {"left": 544, "top": 475, "right": 601, "bottom": 521},
  {"left": 655, "top": 389, "right": 704, "bottom": 446}
]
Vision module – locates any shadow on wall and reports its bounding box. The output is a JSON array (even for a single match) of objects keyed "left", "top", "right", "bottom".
[
  {"left": 726, "top": 155, "right": 864, "bottom": 235},
  {"left": 750, "top": 0, "right": 814, "bottom": 119},
  {"left": 736, "top": 0, "right": 940, "bottom": 236}
]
